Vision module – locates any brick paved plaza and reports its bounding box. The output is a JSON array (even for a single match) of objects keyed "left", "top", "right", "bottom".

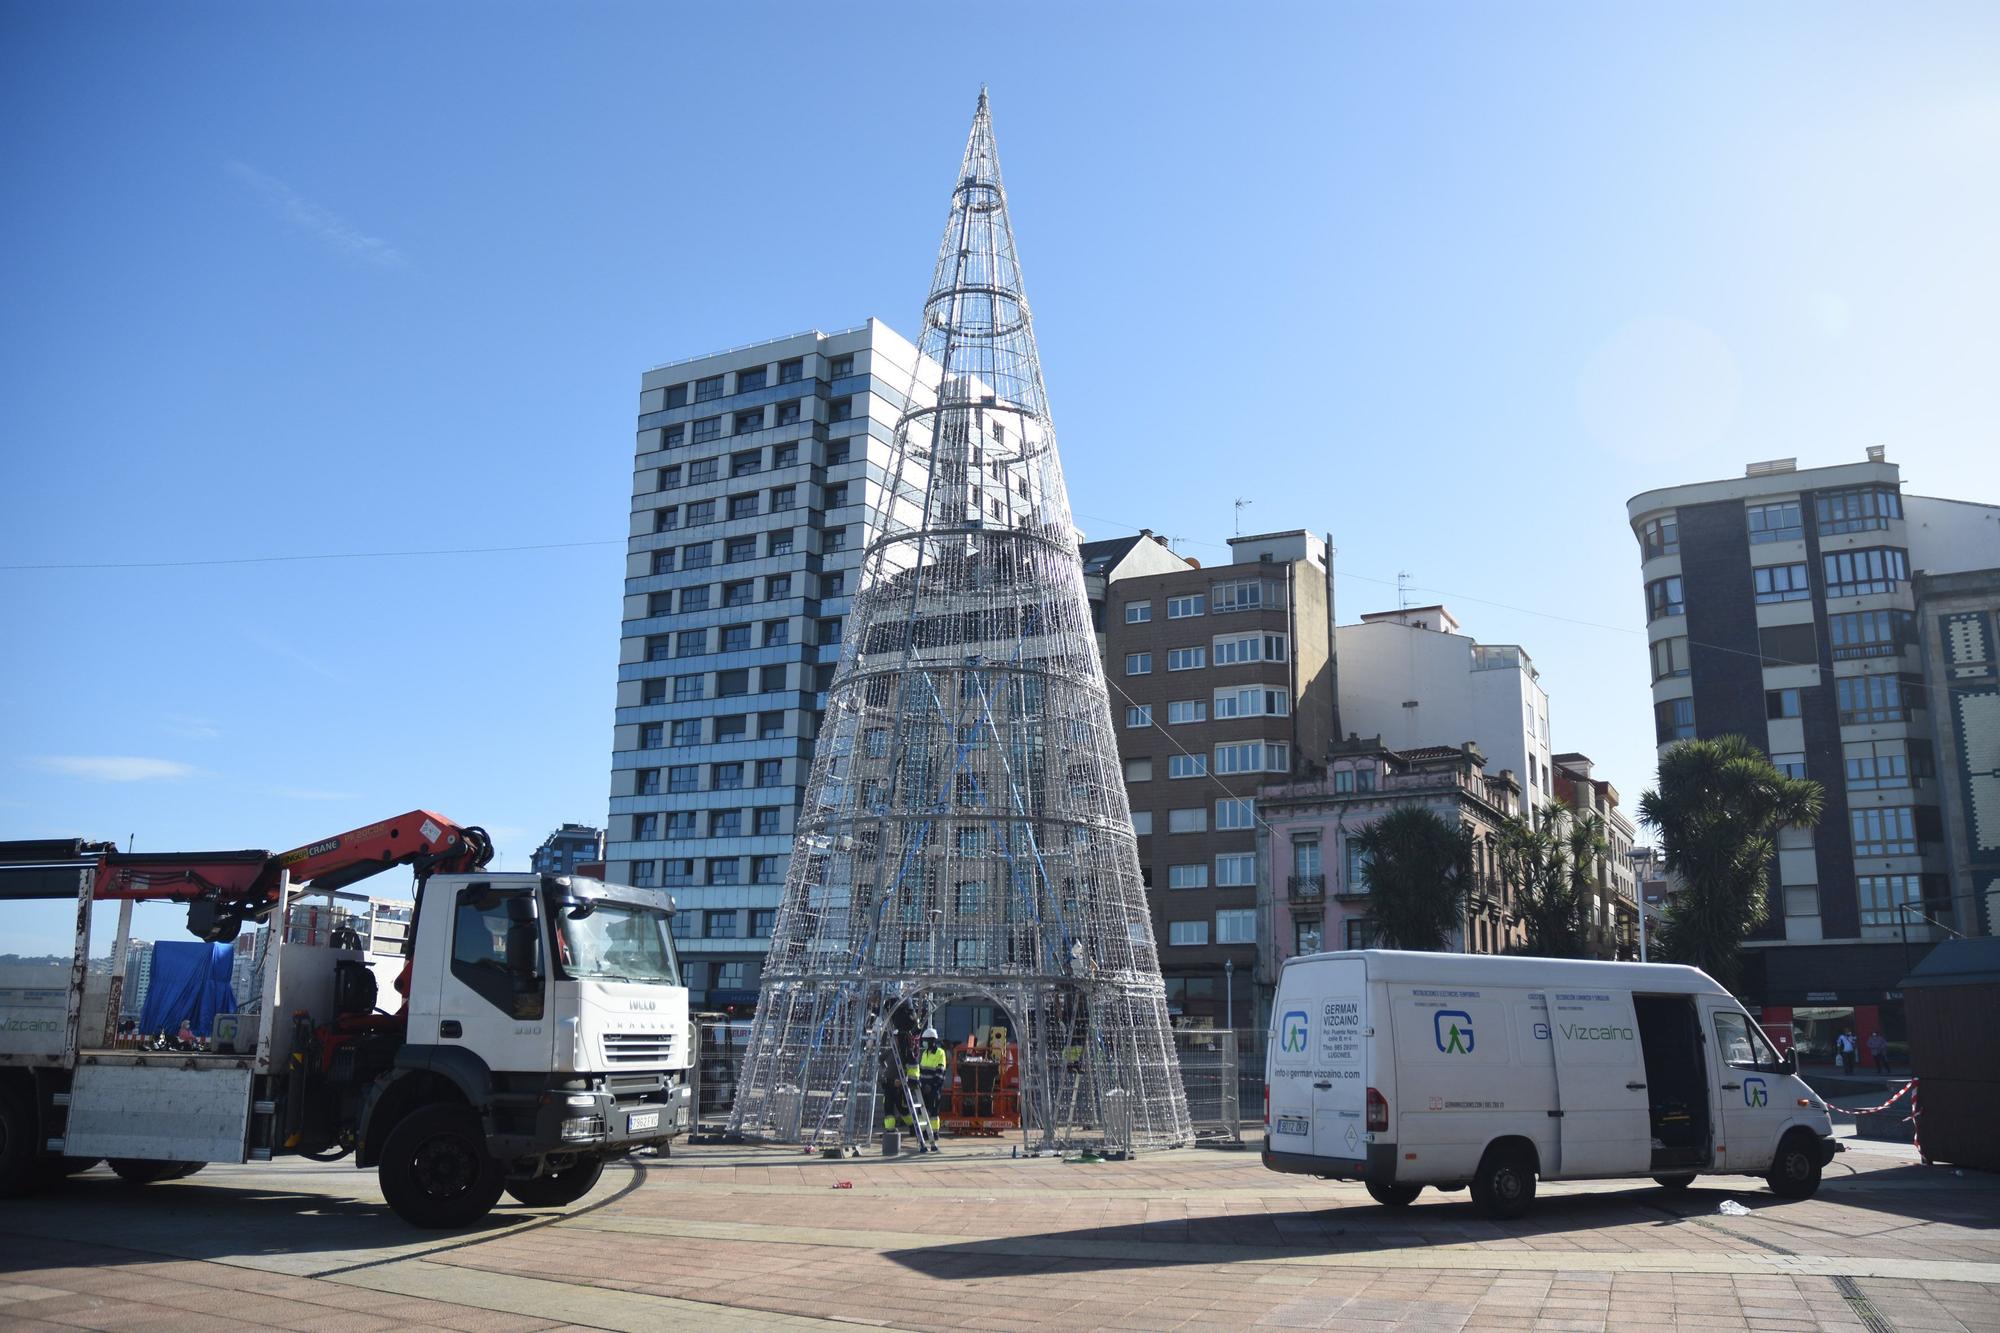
[{"left": 0, "top": 1130, "right": 1993, "bottom": 1332}]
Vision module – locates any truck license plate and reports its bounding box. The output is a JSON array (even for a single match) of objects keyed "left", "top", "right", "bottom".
[
  {"left": 1274, "top": 1116, "right": 1310, "bottom": 1137},
  {"left": 628, "top": 1110, "right": 660, "bottom": 1133}
]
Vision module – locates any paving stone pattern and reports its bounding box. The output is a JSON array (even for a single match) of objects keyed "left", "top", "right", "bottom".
[{"left": 0, "top": 1134, "right": 1994, "bottom": 1331}]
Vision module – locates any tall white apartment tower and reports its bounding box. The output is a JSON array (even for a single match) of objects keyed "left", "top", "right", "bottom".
[{"left": 607, "top": 320, "right": 925, "bottom": 1011}]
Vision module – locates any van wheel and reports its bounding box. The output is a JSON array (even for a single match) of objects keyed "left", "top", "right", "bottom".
[
  {"left": 109, "top": 1159, "right": 185, "bottom": 1184},
  {"left": 505, "top": 1154, "right": 606, "bottom": 1207},
  {"left": 1365, "top": 1181, "right": 1422, "bottom": 1208},
  {"left": 378, "top": 1103, "right": 505, "bottom": 1229},
  {"left": 1473, "top": 1147, "right": 1537, "bottom": 1220},
  {"left": 1765, "top": 1133, "right": 1822, "bottom": 1201},
  {"left": 1652, "top": 1174, "right": 1696, "bottom": 1192}
]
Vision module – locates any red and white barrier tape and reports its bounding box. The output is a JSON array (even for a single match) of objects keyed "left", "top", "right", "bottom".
[{"left": 1833, "top": 1078, "right": 1925, "bottom": 1162}]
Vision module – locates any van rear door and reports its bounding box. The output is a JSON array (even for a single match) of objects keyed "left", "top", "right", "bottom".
[
  {"left": 1307, "top": 957, "right": 1368, "bottom": 1162},
  {"left": 1543, "top": 988, "right": 1650, "bottom": 1178}
]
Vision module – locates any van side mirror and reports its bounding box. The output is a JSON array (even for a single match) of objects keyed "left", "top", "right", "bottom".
[{"left": 1777, "top": 1049, "right": 1797, "bottom": 1076}]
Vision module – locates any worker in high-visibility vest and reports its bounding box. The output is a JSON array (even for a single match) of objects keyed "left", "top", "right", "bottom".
[{"left": 918, "top": 1028, "right": 949, "bottom": 1117}]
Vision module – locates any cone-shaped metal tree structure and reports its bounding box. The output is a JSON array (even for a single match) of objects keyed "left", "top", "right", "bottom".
[{"left": 728, "top": 92, "right": 1192, "bottom": 1153}]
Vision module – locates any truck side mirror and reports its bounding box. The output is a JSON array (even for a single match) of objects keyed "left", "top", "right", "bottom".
[{"left": 505, "top": 921, "right": 540, "bottom": 980}]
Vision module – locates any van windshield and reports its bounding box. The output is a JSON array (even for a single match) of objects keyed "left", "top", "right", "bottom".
[{"left": 554, "top": 902, "right": 679, "bottom": 985}]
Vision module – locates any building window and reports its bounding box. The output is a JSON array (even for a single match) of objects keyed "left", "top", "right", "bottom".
[
  {"left": 1126, "top": 704, "right": 1152, "bottom": 728},
  {"left": 1213, "top": 633, "right": 1286, "bottom": 665},
  {"left": 668, "top": 765, "right": 699, "bottom": 793},
  {"left": 646, "top": 592, "right": 673, "bottom": 618},
  {"left": 704, "top": 910, "right": 739, "bottom": 940},
  {"left": 1830, "top": 609, "right": 1913, "bottom": 660},
  {"left": 1656, "top": 696, "right": 1696, "bottom": 742},
  {"left": 1167, "top": 700, "right": 1206, "bottom": 724},
  {"left": 1124, "top": 601, "right": 1152, "bottom": 624},
  {"left": 728, "top": 494, "right": 759, "bottom": 521},
  {"left": 777, "top": 359, "right": 803, "bottom": 385},
  {"left": 1771, "top": 751, "right": 1808, "bottom": 779},
  {"left": 1746, "top": 500, "right": 1803, "bottom": 543},
  {"left": 1168, "top": 807, "right": 1206, "bottom": 834},
  {"left": 1844, "top": 740, "right": 1911, "bottom": 790},
  {"left": 770, "top": 486, "right": 796, "bottom": 511},
  {"left": 1212, "top": 741, "right": 1286, "bottom": 774},
  {"left": 1638, "top": 514, "right": 1679, "bottom": 559},
  {"left": 824, "top": 527, "right": 851, "bottom": 553},
  {"left": 829, "top": 398, "right": 853, "bottom": 422},
  {"left": 665, "top": 812, "right": 695, "bottom": 837},
  {"left": 1858, "top": 874, "right": 1920, "bottom": 927},
  {"left": 1168, "top": 864, "right": 1208, "bottom": 889},
  {"left": 821, "top": 573, "right": 846, "bottom": 598},
  {"left": 1211, "top": 578, "right": 1280, "bottom": 613},
  {"left": 1836, "top": 673, "right": 1908, "bottom": 724},
  {"left": 1816, "top": 486, "right": 1902, "bottom": 535},
  {"left": 662, "top": 859, "right": 694, "bottom": 887},
  {"left": 1764, "top": 688, "right": 1802, "bottom": 720},
  {"left": 1216, "top": 909, "right": 1255, "bottom": 944},
  {"left": 1214, "top": 686, "right": 1288, "bottom": 718},
  {"left": 750, "top": 908, "right": 778, "bottom": 936},
  {"left": 768, "top": 530, "right": 795, "bottom": 557},
  {"left": 679, "top": 586, "right": 710, "bottom": 613},
  {"left": 659, "top": 464, "right": 682, "bottom": 489},
  {"left": 664, "top": 384, "right": 688, "bottom": 409},
  {"left": 639, "top": 723, "right": 664, "bottom": 750},
  {"left": 1851, "top": 806, "right": 1918, "bottom": 856},
  {"left": 693, "top": 375, "right": 724, "bottom": 402},
  {"left": 1168, "top": 920, "right": 1210, "bottom": 946},
  {"left": 1651, "top": 636, "right": 1690, "bottom": 681},
  {"left": 756, "top": 759, "right": 784, "bottom": 787},
  {"left": 675, "top": 629, "right": 707, "bottom": 657},
  {"left": 687, "top": 458, "right": 719, "bottom": 485},
  {"left": 825, "top": 482, "right": 850, "bottom": 508},
  {"left": 764, "top": 621, "right": 789, "bottom": 647},
  {"left": 713, "top": 762, "right": 744, "bottom": 790},
  {"left": 737, "top": 366, "right": 767, "bottom": 394},
  {"left": 684, "top": 500, "right": 715, "bottom": 527},
  {"left": 652, "top": 550, "right": 676, "bottom": 575},
  {"left": 708, "top": 859, "right": 741, "bottom": 887},
  {"left": 1216, "top": 799, "right": 1255, "bottom": 830},
  {"left": 683, "top": 541, "right": 714, "bottom": 569},
  {"left": 1125, "top": 652, "right": 1152, "bottom": 676},
  {"left": 637, "top": 768, "right": 661, "bottom": 795},
  {"left": 1216, "top": 854, "right": 1255, "bottom": 887},
  {"left": 1758, "top": 622, "right": 1819, "bottom": 669},
  {"left": 1645, "top": 577, "right": 1685, "bottom": 622},
  {"left": 766, "top": 574, "right": 793, "bottom": 600},
  {"left": 670, "top": 719, "right": 702, "bottom": 746},
  {"left": 710, "top": 807, "right": 743, "bottom": 836},
  {"left": 1130, "top": 811, "right": 1153, "bottom": 836},
  {"left": 1753, "top": 563, "right": 1811, "bottom": 603},
  {"left": 1168, "top": 754, "right": 1209, "bottom": 778},
  {"left": 1824, "top": 547, "right": 1909, "bottom": 597},
  {"left": 724, "top": 580, "right": 755, "bottom": 608},
  {"left": 824, "top": 441, "right": 850, "bottom": 466},
  {"left": 663, "top": 425, "right": 684, "bottom": 448},
  {"left": 729, "top": 450, "right": 760, "bottom": 478},
  {"left": 817, "top": 618, "right": 842, "bottom": 645},
  {"left": 752, "top": 858, "right": 781, "bottom": 887},
  {"left": 691, "top": 416, "right": 722, "bottom": 443},
  {"left": 757, "top": 711, "right": 784, "bottom": 739},
  {"left": 1167, "top": 647, "right": 1207, "bottom": 671},
  {"left": 1124, "top": 757, "right": 1153, "bottom": 782},
  {"left": 630, "top": 860, "right": 656, "bottom": 887},
  {"left": 734, "top": 410, "right": 764, "bottom": 435},
  {"left": 1167, "top": 594, "right": 1204, "bottom": 619},
  {"left": 828, "top": 354, "right": 854, "bottom": 378}
]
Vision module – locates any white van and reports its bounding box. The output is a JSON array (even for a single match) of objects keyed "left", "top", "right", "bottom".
[{"left": 1263, "top": 951, "right": 1839, "bottom": 1218}]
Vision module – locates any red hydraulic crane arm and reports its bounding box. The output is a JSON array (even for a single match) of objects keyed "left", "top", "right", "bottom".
[{"left": 87, "top": 810, "right": 494, "bottom": 940}]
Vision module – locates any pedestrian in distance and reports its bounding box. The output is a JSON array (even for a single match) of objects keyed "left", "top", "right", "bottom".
[
  {"left": 1836, "top": 1029, "right": 1857, "bottom": 1075},
  {"left": 1867, "top": 1029, "right": 1890, "bottom": 1076}
]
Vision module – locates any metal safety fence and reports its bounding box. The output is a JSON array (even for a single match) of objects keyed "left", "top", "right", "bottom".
[{"left": 691, "top": 1016, "right": 1241, "bottom": 1146}]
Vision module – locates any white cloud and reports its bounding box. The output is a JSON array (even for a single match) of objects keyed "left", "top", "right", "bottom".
[
  {"left": 226, "top": 160, "right": 408, "bottom": 270},
  {"left": 164, "top": 714, "right": 221, "bottom": 740},
  {"left": 32, "top": 756, "right": 198, "bottom": 783}
]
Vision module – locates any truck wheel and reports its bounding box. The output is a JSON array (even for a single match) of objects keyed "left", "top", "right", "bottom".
[
  {"left": 504, "top": 1155, "right": 606, "bottom": 1207},
  {"left": 1652, "top": 1174, "right": 1695, "bottom": 1192},
  {"left": 0, "top": 1088, "right": 35, "bottom": 1198},
  {"left": 1365, "top": 1181, "right": 1422, "bottom": 1208},
  {"left": 109, "top": 1159, "right": 187, "bottom": 1184},
  {"left": 1473, "top": 1147, "right": 1537, "bottom": 1220},
  {"left": 377, "top": 1103, "right": 504, "bottom": 1229},
  {"left": 1765, "top": 1133, "right": 1822, "bottom": 1201}
]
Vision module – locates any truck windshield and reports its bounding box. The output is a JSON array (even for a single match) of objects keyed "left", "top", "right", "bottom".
[{"left": 555, "top": 902, "right": 679, "bottom": 985}]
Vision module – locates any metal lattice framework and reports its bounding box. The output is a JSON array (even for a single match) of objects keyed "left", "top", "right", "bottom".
[{"left": 728, "top": 91, "right": 1192, "bottom": 1153}]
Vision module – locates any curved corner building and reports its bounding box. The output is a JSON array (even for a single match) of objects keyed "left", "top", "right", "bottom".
[{"left": 727, "top": 91, "right": 1193, "bottom": 1152}]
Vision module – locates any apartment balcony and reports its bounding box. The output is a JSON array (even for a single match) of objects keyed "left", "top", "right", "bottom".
[{"left": 1287, "top": 874, "right": 1324, "bottom": 904}]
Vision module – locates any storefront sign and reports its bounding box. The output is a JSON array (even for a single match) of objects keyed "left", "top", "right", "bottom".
[{"left": 1805, "top": 991, "right": 1838, "bottom": 1002}]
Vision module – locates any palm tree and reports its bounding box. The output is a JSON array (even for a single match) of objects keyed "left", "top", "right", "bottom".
[
  {"left": 1638, "top": 735, "right": 1824, "bottom": 992},
  {"left": 1497, "top": 801, "right": 1604, "bottom": 959},
  {"left": 1347, "top": 806, "right": 1474, "bottom": 951}
]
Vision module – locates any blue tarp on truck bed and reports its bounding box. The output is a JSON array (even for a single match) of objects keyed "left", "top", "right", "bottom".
[{"left": 138, "top": 941, "right": 237, "bottom": 1037}]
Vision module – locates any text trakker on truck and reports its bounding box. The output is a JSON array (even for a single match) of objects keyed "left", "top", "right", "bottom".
[{"left": 0, "top": 812, "right": 693, "bottom": 1227}]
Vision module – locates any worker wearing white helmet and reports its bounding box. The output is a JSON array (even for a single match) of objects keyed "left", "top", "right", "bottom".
[{"left": 918, "top": 1027, "right": 949, "bottom": 1119}]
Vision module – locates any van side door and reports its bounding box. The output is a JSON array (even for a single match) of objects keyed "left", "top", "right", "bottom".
[
  {"left": 1702, "top": 1001, "right": 1792, "bottom": 1172},
  {"left": 1543, "top": 989, "right": 1651, "bottom": 1178}
]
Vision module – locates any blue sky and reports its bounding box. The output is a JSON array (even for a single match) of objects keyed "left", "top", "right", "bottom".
[{"left": 3, "top": 4, "right": 1996, "bottom": 950}]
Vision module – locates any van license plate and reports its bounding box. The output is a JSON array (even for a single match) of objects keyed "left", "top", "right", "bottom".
[
  {"left": 1274, "top": 1116, "right": 1309, "bottom": 1137},
  {"left": 628, "top": 1110, "right": 660, "bottom": 1133}
]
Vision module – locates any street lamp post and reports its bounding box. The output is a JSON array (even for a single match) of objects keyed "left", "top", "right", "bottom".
[{"left": 1224, "top": 959, "right": 1234, "bottom": 1039}]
